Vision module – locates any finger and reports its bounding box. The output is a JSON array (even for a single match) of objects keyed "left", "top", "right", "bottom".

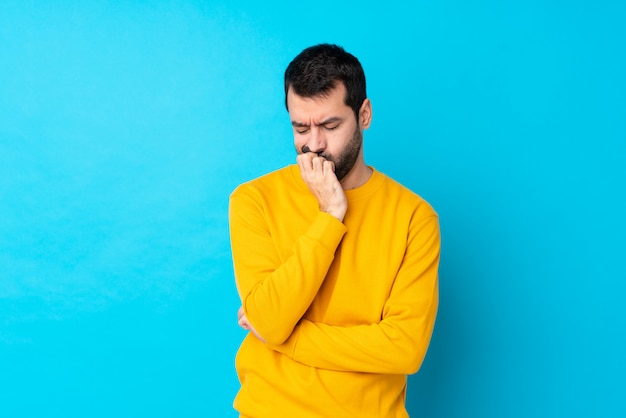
[
  {"left": 323, "top": 160, "right": 335, "bottom": 174},
  {"left": 298, "top": 151, "right": 316, "bottom": 161},
  {"left": 296, "top": 154, "right": 305, "bottom": 173},
  {"left": 296, "top": 152, "right": 305, "bottom": 164},
  {"left": 312, "top": 155, "right": 325, "bottom": 172},
  {"left": 297, "top": 152, "right": 314, "bottom": 172}
]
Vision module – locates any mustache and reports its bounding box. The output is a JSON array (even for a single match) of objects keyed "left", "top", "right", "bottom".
[{"left": 301, "top": 145, "right": 326, "bottom": 158}]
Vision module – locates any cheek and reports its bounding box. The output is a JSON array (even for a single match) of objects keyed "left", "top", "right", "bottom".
[{"left": 329, "top": 127, "right": 353, "bottom": 150}]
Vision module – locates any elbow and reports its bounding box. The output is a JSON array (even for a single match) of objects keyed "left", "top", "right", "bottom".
[
  {"left": 262, "top": 329, "right": 292, "bottom": 346},
  {"left": 243, "top": 301, "right": 295, "bottom": 346},
  {"left": 402, "top": 327, "right": 436, "bottom": 374},
  {"left": 403, "top": 348, "right": 428, "bottom": 374},
  {"left": 254, "top": 321, "right": 294, "bottom": 346},
  {"left": 386, "top": 342, "right": 428, "bottom": 375},
  {"left": 388, "top": 323, "right": 434, "bottom": 374}
]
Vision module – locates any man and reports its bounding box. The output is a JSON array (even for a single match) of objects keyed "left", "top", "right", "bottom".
[{"left": 229, "top": 44, "right": 440, "bottom": 417}]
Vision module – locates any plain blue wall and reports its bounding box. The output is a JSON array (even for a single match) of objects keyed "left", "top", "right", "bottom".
[{"left": 1, "top": 1, "right": 624, "bottom": 417}]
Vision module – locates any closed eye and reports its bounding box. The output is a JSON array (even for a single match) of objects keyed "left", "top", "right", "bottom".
[
  {"left": 320, "top": 117, "right": 342, "bottom": 131},
  {"left": 292, "top": 121, "right": 310, "bottom": 134}
]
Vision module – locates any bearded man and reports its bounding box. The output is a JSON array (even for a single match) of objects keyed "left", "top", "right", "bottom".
[{"left": 229, "top": 43, "right": 440, "bottom": 418}]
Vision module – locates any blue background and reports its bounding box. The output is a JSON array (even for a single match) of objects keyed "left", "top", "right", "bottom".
[{"left": 1, "top": 1, "right": 625, "bottom": 417}]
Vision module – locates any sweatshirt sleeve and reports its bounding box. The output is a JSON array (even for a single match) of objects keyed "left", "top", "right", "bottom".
[
  {"left": 229, "top": 184, "right": 347, "bottom": 346},
  {"left": 267, "top": 215, "right": 440, "bottom": 374}
]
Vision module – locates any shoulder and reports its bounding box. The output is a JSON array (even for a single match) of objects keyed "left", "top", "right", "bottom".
[
  {"left": 376, "top": 170, "right": 438, "bottom": 220},
  {"left": 230, "top": 165, "right": 295, "bottom": 200}
]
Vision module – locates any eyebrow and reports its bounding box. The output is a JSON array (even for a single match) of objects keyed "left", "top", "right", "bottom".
[{"left": 291, "top": 116, "right": 343, "bottom": 128}]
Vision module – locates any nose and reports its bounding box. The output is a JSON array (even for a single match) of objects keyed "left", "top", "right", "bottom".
[{"left": 303, "top": 126, "right": 326, "bottom": 154}]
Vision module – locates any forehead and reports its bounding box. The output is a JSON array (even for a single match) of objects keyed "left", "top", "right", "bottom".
[{"left": 287, "top": 83, "right": 352, "bottom": 122}]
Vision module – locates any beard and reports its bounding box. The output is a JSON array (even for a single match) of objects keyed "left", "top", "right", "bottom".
[
  {"left": 325, "top": 127, "right": 362, "bottom": 181},
  {"left": 301, "top": 126, "right": 363, "bottom": 181}
]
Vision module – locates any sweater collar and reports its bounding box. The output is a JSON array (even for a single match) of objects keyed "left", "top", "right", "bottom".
[{"left": 288, "top": 164, "right": 384, "bottom": 202}]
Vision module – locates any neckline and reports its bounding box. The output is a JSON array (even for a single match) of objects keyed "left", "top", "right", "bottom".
[{"left": 288, "top": 164, "right": 383, "bottom": 201}]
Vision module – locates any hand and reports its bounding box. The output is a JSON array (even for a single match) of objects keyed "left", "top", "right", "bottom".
[
  {"left": 296, "top": 153, "right": 348, "bottom": 222},
  {"left": 238, "top": 306, "right": 266, "bottom": 343}
]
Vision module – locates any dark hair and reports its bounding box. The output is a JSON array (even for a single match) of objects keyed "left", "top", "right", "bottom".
[{"left": 284, "top": 44, "right": 367, "bottom": 121}]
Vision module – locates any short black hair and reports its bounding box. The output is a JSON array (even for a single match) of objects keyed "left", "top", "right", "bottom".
[{"left": 284, "top": 44, "right": 367, "bottom": 121}]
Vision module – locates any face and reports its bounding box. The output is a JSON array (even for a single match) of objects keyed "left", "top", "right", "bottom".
[
  {"left": 324, "top": 126, "right": 362, "bottom": 181},
  {"left": 288, "top": 83, "right": 369, "bottom": 181}
]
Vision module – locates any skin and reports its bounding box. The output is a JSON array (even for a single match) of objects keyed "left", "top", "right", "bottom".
[
  {"left": 238, "top": 82, "right": 373, "bottom": 341},
  {"left": 290, "top": 82, "right": 373, "bottom": 221}
]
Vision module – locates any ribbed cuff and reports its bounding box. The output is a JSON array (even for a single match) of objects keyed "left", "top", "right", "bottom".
[{"left": 305, "top": 212, "right": 347, "bottom": 253}]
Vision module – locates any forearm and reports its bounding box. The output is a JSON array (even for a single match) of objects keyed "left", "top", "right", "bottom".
[
  {"left": 239, "top": 230, "right": 339, "bottom": 344},
  {"left": 269, "top": 284, "right": 438, "bottom": 374},
  {"left": 269, "top": 215, "right": 441, "bottom": 373},
  {"left": 231, "top": 206, "right": 346, "bottom": 345}
]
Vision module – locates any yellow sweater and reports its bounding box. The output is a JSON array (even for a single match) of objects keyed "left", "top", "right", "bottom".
[{"left": 229, "top": 165, "right": 440, "bottom": 418}]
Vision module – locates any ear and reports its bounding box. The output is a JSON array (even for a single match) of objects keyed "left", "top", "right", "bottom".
[{"left": 359, "top": 98, "right": 372, "bottom": 129}]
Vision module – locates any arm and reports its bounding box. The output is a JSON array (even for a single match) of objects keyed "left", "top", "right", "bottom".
[
  {"left": 229, "top": 183, "right": 346, "bottom": 346},
  {"left": 267, "top": 216, "right": 440, "bottom": 374},
  {"left": 231, "top": 154, "right": 348, "bottom": 345}
]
